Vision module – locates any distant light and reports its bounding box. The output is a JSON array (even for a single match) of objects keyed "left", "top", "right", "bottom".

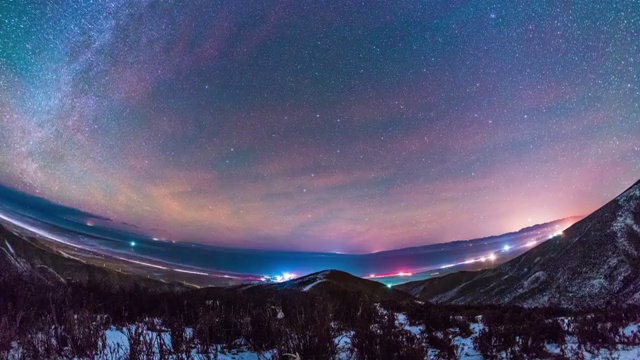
[
  {"left": 480, "top": 256, "right": 486, "bottom": 262},
  {"left": 503, "top": 245, "right": 511, "bottom": 251},
  {"left": 152, "top": 237, "right": 159, "bottom": 241},
  {"left": 387, "top": 284, "right": 392, "bottom": 288},
  {"left": 488, "top": 253, "right": 497, "bottom": 261},
  {"left": 174, "top": 268, "right": 208, "bottom": 276},
  {"left": 282, "top": 272, "right": 296, "bottom": 281},
  {"left": 86, "top": 221, "right": 94, "bottom": 227},
  {"left": 130, "top": 241, "right": 136, "bottom": 247},
  {"left": 369, "top": 274, "right": 376, "bottom": 278},
  {"left": 526, "top": 240, "right": 537, "bottom": 247},
  {"left": 396, "top": 271, "right": 412, "bottom": 277},
  {"left": 273, "top": 272, "right": 296, "bottom": 283}
]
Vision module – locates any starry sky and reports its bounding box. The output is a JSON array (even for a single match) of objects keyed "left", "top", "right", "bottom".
[{"left": 0, "top": 1, "right": 638, "bottom": 253}]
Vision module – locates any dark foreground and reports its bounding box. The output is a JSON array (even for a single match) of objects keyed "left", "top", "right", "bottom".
[{"left": 3, "top": 237, "right": 640, "bottom": 360}]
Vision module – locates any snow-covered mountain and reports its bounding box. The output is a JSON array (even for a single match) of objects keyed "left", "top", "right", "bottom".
[{"left": 398, "top": 179, "right": 640, "bottom": 309}]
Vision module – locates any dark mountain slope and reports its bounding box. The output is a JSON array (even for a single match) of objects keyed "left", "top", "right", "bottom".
[
  {"left": 0, "top": 224, "right": 185, "bottom": 292},
  {"left": 1, "top": 222, "right": 415, "bottom": 306},
  {"left": 263, "top": 269, "right": 414, "bottom": 303},
  {"left": 397, "top": 179, "right": 640, "bottom": 309}
]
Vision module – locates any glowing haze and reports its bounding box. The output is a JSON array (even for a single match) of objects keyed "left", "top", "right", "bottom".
[{"left": 0, "top": 1, "right": 638, "bottom": 253}]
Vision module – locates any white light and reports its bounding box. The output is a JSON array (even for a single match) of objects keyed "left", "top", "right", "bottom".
[
  {"left": 174, "top": 268, "right": 208, "bottom": 276},
  {"left": 503, "top": 245, "right": 511, "bottom": 251},
  {"left": 488, "top": 253, "right": 497, "bottom": 261},
  {"left": 526, "top": 240, "right": 537, "bottom": 247},
  {"left": 114, "top": 257, "right": 168, "bottom": 270},
  {"left": 480, "top": 256, "right": 486, "bottom": 262},
  {"left": 130, "top": 241, "right": 136, "bottom": 247},
  {"left": 387, "top": 284, "right": 392, "bottom": 288},
  {"left": 273, "top": 272, "right": 296, "bottom": 283},
  {"left": 282, "top": 272, "right": 296, "bottom": 281}
]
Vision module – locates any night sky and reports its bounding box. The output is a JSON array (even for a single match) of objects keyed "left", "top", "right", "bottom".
[{"left": 0, "top": 1, "right": 638, "bottom": 253}]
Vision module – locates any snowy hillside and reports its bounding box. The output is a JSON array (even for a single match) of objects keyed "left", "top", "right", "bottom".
[{"left": 399, "top": 179, "right": 640, "bottom": 308}]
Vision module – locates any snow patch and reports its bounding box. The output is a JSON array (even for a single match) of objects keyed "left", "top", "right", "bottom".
[
  {"left": 36, "top": 265, "right": 66, "bottom": 283},
  {"left": 452, "top": 322, "right": 483, "bottom": 359},
  {"left": 300, "top": 271, "right": 330, "bottom": 292},
  {"left": 335, "top": 331, "right": 353, "bottom": 359},
  {"left": 302, "top": 279, "right": 327, "bottom": 292},
  {"left": 103, "top": 326, "right": 272, "bottom": 359},
  {"left": 396, "top": 313, "right": 423, "bottom": 336},
  {"left": 5, "top": 240, "right": 15, "bottom": 256},
  {"left": 613, "top": 184, "right": 640, "bottom": 256},
  {"left": 1, "top": 247, "right": 29, "bottom": 272},
  {"left": 58, "top": 250, "right": 87, "bottom": 264},
  {"left": 623, "top": 323, "right": 640, "bottom": 337},
  {"left": 522, "top": 270, "right": 546, "bottom": 290}
]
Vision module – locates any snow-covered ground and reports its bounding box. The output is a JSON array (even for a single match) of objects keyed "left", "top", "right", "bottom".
[
  {"left": 101, "top": 326, "right": 274, "bottom": 360},
  {"left": 301, "top": 271, "right": 329, "bottom": 292},
  {"left": 6, "top": 314, "right": 640, "bottom": 359}
]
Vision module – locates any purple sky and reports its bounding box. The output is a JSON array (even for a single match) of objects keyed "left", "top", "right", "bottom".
[{"left": 0, "top": 1, "right": 638, "bottom": 252}]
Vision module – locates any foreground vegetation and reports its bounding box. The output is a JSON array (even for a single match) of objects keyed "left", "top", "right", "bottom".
[{"left": 3, "top": 251, "right": 640, "bottom": 360}]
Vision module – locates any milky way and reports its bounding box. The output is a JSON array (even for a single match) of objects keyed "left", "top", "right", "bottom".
[{"left": 0, "top": 1, "right": 639, "bottom": 252}]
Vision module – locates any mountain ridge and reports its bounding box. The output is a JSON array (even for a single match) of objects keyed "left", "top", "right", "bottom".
[
  {"left": 368, "top": 216, "right": 582, "bottom": 256},
  {"left": 397, "top": 178, "right": 640, "bottom": 309},
  {"left": 263, "top": 269, "right": 415, "bottom": 302}
]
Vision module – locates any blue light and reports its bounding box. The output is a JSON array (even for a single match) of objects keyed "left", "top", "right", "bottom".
[{"left": 130, "top": 241, "right": 136, "bottom": 247}]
